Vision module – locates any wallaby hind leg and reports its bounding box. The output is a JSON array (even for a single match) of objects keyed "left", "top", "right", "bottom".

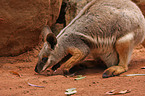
[{"left": 103, "top": 33, "right": 134, "bottom": 78}]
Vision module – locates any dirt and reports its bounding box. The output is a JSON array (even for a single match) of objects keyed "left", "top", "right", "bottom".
[{"left": 0, "top": 45, "right": 145, "bottom": 96}]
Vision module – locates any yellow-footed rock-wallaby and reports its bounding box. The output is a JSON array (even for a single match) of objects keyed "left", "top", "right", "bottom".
[{"left": 35, "top": 0, "right": 145, "bottom": 78}]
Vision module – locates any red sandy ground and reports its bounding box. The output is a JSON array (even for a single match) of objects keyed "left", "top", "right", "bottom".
[{"left": 0, "top": 45, "right": 145, "bottom": 96}]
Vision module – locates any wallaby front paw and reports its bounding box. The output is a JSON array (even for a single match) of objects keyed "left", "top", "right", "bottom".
[
  {"left": 63, "top": 68, "right": 71, "bottom": 76},
  {"left": 38, "top": 69, "right": 54, "bottom": 76},
  {"left": 49, "top": 68, "right": 70, "bottom": 76},
  {"left": 51, "top": 68, "right": 64, "bottom": 75},
  {"left": 102, "top": 66, "right": 128, "bottom": 78}
]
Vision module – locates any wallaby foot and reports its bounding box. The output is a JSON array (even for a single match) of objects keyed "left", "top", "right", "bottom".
[
  {"left": 102, "top": 66, "right": 127, "bottom": 78},
  {"left": 103, "top": 33, "right": 134, "bottom": 78}
]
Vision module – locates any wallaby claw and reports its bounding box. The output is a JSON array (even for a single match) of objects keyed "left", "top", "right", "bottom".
[
  {"left": 44, "top": 69, "right": 54, "bottom": 76},
  {"left": 102, "top": 71, "right": 114, "bottom": 78},
  {"left": 42, "top": 68, "right": 72, "bottom": 76}
]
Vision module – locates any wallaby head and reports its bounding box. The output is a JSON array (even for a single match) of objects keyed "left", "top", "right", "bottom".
[{"left": 35, "top": 26, "right": 58, "bottom": 73}]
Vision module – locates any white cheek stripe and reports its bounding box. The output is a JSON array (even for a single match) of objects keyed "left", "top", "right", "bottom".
[{"left": 42, "top": 59, "right": 51, "bottom": 71}]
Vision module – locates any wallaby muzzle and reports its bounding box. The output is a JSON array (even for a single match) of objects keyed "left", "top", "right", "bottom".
[
  {"left": 34, "top": 62, "right": 44, "bottom": 73},
  {"left": 35, "top": 57, "right": 48, "bottom": 73}
]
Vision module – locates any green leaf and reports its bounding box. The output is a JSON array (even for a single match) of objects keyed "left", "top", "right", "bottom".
[
  {"left": 106, "top": 89, "right": 131, "bottom": 95},
  {"left": 74, "top": 75, "right": 86, "bottom": 80},
  {"left": 65, "top": 88, "right": 77, "bottom": 95}
]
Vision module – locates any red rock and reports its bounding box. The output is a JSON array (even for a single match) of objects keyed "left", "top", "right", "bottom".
[{"left": 0, "top": 0, "right": 62, "bottom": 56}]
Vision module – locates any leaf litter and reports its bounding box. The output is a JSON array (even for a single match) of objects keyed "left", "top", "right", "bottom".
[
  {"left": 141, "top": 67, "right": 145, "bottom": 69},
  {"left": 106, "top": 89, "right": 131, "bottom": 95},
  {"left": 65, "top": 88, "right": 77, "bottom": 95},
  {"left": 9, "top": 71, "right": 21, "bottom": 77},
  {"left": 28, "top": 82, "right": 45, "bottom": 88},
  {"left": 121, "top": 74, "right": 145, "bottom": 77},
  {"left": 74, "top": 75, "right": 86, "bottom": 80}
]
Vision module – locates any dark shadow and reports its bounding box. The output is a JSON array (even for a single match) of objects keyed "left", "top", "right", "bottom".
[
  {"left": 56, "top": 1, "right": 67, "bottom": 27},
  {"left": 69, "top": 59, "right": 107, "bottom": 75}
]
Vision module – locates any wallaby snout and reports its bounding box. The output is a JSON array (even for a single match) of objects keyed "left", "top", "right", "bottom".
[{"left": 35, "top": 57, "right": 48, "bottom": 73}]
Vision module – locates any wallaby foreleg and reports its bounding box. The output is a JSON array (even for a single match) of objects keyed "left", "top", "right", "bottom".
[
  {"left": 103, "top": 33, "right": 134, "bottom": 78},
  {"left": 61, "top": 47, "right": 90, "bottom": 75}
]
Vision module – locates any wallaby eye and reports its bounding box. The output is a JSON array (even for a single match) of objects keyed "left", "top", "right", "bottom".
[{"left": 42, "top": 57, "right": 48, "bottom": 63}]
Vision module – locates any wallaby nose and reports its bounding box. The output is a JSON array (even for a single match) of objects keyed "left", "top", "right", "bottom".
[
  {"left": 34, "top": 64, "right": 39, "bottom": 73},
  {"left": 35, "top": 57, "right": 48, "bottom": 73}
]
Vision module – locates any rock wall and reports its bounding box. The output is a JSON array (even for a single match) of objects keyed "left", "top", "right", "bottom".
[
  {"left": 65, "top": 0, "right": 91, "bottom": 26},
  {"left": 0, "top": 0, "right": 62, "bottom": 56}
]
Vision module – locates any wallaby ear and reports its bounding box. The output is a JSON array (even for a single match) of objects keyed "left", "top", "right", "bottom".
[
  {"left": 41, "top": 25, "right": 53, "bottom": 42},
  {"left": 46, "top": 33, "right": 57, "bottom": 49}
]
